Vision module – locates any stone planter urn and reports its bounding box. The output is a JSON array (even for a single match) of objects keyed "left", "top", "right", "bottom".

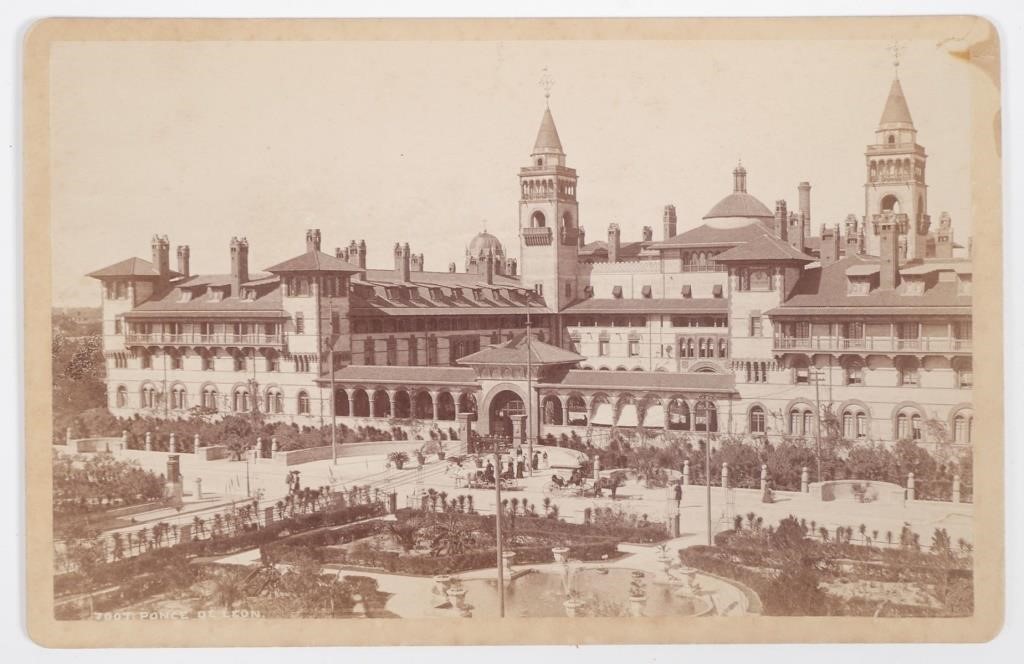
[
  {"left": 675, "top": 566, "right": 698, "bottom": 594},
  {"left": 446, "top": 587, "right": 467, "bottom": 610},
  {"left": 394, "top": 459, "right": 405, "bottom": 470},
  {"left": 563, "top": 597, "right": 585, "bottom": 618},
  {"left": 502, "top": 551, "right": 516, "bottom": 578},
  {"left": 433, "top": 574, "right": 452, "bottom": 597},
  {"left": 629, "top": 594, "right": 647, "bottom": 617},
  {"left": 551, "top": 547, "right": 570, "bottom": 564}
]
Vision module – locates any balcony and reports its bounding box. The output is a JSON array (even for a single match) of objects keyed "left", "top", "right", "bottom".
[
  {"left": 772, "top": 336, "right": 972, "bottom": 354},
  {"left": 125, "top": 332, "right": 285, "bottom": 348},
  {"left": 521, "top": 226, "right": 553, "bottom": 246}
]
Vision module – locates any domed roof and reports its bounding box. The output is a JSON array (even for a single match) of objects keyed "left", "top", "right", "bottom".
[
  {"left": 703, "top": 192, "right": 774, "bottom": 220},
  {"left": 468, "top": 231, "right": 505, "bottom": 257}
]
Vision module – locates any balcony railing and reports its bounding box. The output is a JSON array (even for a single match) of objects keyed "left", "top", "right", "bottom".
[
  {"left": 521, "top": 226, "right": 553, "bottom": 246},
  {"left": 125, "top": 332, "right": 285, "bottom": 347},
  {"left": 679, "top": 263, "right": 728, "bottom": 273},
  {"left": 773, "top": 336, "right": 972, "bottom": 353}
]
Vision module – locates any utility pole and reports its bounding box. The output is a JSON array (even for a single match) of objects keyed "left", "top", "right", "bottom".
[
  {"left": 329, "top": 340, "right": 338, "bottom": 465},
  {"left": 812, "top": 367, "right": 823, "bottom": 482},
  {"left": 492, "top": 437, "right": 505, "bottom": 617},
  {"left": 525, "top": 292, "right": 534, "bottom": 476}
]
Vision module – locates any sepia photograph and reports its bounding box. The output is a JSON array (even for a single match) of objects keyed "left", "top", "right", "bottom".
[{"left": 22, "top": 15, "right": 1004, "bottom": 647}]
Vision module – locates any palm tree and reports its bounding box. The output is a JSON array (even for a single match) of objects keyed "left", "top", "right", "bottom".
[{"left": 858, "top": 524, "right": 867, "bottom": 543}]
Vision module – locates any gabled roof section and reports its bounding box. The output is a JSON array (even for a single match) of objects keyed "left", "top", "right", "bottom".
[
  {"left": 714, "top": 231, "right": 814, "bottom": 262},
  {"left": 265, "top": 250, "right": 363, "bottom": 274},
  {"left": 879, "top": 77, "right": 914, "bottom": 127},
  {"left": 457, "top": 331, "right": 584, "bottom": 367},
  {"left": 771, "top": 254, "right": 971, "bottom": 314},
  {"left": 578, "top": 240, "right": 648, "bottom": 260},
  {"left": 87, "top": 257, "right": 168, "bottom": 279},
  {"left": 125, "top": 277, "right": 286, "bottom": 318},
  {"left": 648, "top": 219, "right": 776, "bottom": 250}
]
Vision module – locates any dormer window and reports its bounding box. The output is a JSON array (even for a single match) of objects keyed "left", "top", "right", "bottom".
[
  {"left": 641, "top": 285, "right": 652, "bottom": 299},
  {"left": 451, "top": 287, "right": 463, "bottom": 299},
  {"left": 583, "top": 285, "right": 594, "bottom": 298},
  {"left": 429, "top": 287, "right": 443, "bottom": 301},
  {"left": 612, "top": 285, "right": 623, "bottom": 299},
  {"left": 847, "top": 278, "right": 871, "bottom": 296},
  {"left": 178, "top": 290, "right": 193, "bottom": 303},
  {"left": 208, "top": 288, "right": 224, "bottom": 302},
  {"left": 681, "top": 285, "right": 692, "bottom": 298},
  {"left": 472, "top": 288, "right": 483, "bottom": 301},
  {"left": 712, "top": 284, "right": 723, "bottom": 298},
  {"left": 957, "top": 275, "right": 972, "bottom": 295}
]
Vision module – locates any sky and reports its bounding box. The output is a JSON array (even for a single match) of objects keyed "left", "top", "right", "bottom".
[{"left": 49, "top": 38, "right": 973, "bottom": 306}]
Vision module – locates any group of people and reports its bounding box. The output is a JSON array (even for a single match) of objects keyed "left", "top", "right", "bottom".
[{"left": 550, "top": 467, "right": 586, "bottom": 489}]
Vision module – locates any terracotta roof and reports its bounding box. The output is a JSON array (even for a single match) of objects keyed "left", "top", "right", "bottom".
[
  {"left": 265, "top": 250, "right": 363, "bottom": 273},
  {"left": 562, "top": 298, "right": 727, "bottom": 315},
  {"left": 714, "top": 231, "right": 814, "bottom": 262},
  {"left": 649, "top": 219, "right": 774, "bottom": 249},
  {"left": 125, "top": 277, "right": 286, "bottom": 318},
  {"left": 320, "top": 365, "right": 478, "bottom": 386},
  {"left": 578, "top": 240, "right": 648, "bottom": 260},
  {"left": 87, "top": 257, "right": 172, "bottom": 279},
  {"left": 879, "top": 77, "right": 914, "bottom": 127},
  {"left": 360, "top": 270, "right": 523, "bottom": 289},
  {"left": 703, "top": 192, "right": 774, "bottom": 220},
  {"left": 457, "top": 331, "right": 584, "bottom": 366},
  {"left": 533, "top": 107, "right": 564, "bottom": 154},
  {"left": 541, "top": 369, "right": 736, "bottom": 394},
  {"left": 774, "top": 254, "right": 971, "bottom": 313}
]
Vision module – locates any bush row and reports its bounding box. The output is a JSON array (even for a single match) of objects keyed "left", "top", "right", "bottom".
[{"left": 54, "top": 502, "right": 385, "bottom": 598}]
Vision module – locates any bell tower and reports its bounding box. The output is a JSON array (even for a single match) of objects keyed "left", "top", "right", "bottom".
[
  {"left": 864, "top": 50, "right": 929, "bottom": 260},
  {"left": 518, "top": 70, "right": 579, "bottom": 312}
]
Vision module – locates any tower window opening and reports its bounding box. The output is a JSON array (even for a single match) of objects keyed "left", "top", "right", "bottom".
[{"left": 888, "top": 134, "right": 896, "bottom": 145}]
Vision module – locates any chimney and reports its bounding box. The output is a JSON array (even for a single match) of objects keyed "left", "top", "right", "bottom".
[
  {"left": 411, "top": 253, "right": 424, "bottom": 272},
  {"left": 844, "top": 214, "right": 862, "bottom": 256},
  {"left": 798, "top": 182, "right": 811, "bottom": 235},
  {"left": 335, "top": 246, "right": 349, "bottom": 261},
  {"left": 448, "top": 262, "right": 457, "bottom": 273},
  {"left": 935, "top": 212, "right": 954, "bottom": 259},
  {"left": 820, "top": 224, "right": 840, "bottom": 267},
  {"left": 394, "top": 242, "right": 411, "bottom": 282},
  {"left": 607, "top": 223, "right": 621, "bottom": 263},
  {"left": 305, "top": 229, "right": 322, "bottom": 252},
  {"left": 347, "top": 240, "right": 367, "bottom": 270},
  {"left": 663, "top": 205, "right": 677, "bottom": 240},
  {"left": 151, "top": 235, "right": 170, "bottom": 281},
  {"left": 484, "top": 249, "right": 494, "bottom": 285},
  {"left": 230, "top": 237, "right": 249, "bottom": 296},
  {"left": 879, "top": 217, "right": 900, "bottom": 290},
  {"left": 642, "top": 226, "right": 653, "bottom": 242},
  {"left": 577, "top": 226, "right": 586, "bottom": 249},
  {"left": 176, "top": 245, "right": 190, "bottom": 278},
  {"left": 775, "top": 200, "right": 788, "bottom": 241},
  {"left": 788, "top": 212, "right": 805, "bottom": 254}
]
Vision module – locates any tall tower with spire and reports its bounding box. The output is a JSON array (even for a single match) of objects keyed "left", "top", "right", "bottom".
[
  {"left": 518, "top": 70, "right": 580, "bottom": 312},
  {"left": 864, "top": 51, "right": 930, "bottom": 259}
]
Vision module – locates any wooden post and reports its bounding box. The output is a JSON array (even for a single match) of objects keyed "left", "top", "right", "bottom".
[
  {"left": 801, "top": 466, "right": 810, "bottom": 493},
  {"left": 907, "top": 472, "right": 916, "bottom": 501}
]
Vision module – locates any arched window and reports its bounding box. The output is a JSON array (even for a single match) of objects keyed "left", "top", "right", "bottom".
[
  {"left": 857, "top": 413, "right": 868, "bottom": 438},
  {"left": 202, "top": 386, "right": 218, "bottom": 410},
  {"left": 297, "top": 391, "right": 311, "bottom": 415},
  {"left": 790, "top": 410, "right": 803, "bottom": 436},
  {"left": 141, "top": 384, "right": 157, "bottom": 409},
  {"left": 888, "top": 134, "right": 896, "bottom": 145},
  {"left": 896, "top": 413, "right": 912, "bottom": 440},
  {"left": 566, "top": 395, "right": 588, "bottom": 425},
  {"left": 694, "top": 399, "right": 717, "bottom": 432},
  {"left": 843, "top": 411, "right": 855, "bottom": 439},
  {"left": 845, "top": 360, "right": 864, "bottom": 386},
  {"left": 667, "top": 398, "right": 690, "bottom": 431},
  {"left": 115, "top": 386, "right": 128, "bottom": 408},
  {"left": 718, "top": 339, "right": 728, "bottom": 358},
  {"left": 267, "top": 388, "right": 284, "bottom": 414},
  {"left": 531, "top": 210, "right": 546, "bottom": 228},
  {"left": 233, "top": 387, "right": 250, "bottom": 412},
  {"left": 749, "top": 406, "right": 766, "bottom": 434},
  {"left": 953, "top": 413, "right": 972, "bottom": 444},
  {"left": 171, "top": 385, "right": 187, "bottom": 410},
  {"left": 803, "top": 411, "right": 814, "bottom": 437},
  {"left": 911, "top": 414, "right": 922, "bottom": 441}
]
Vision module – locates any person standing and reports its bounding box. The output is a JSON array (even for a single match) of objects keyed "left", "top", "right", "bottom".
[{"left": 674, "top": 481, "right": 683, "bottom": 509}]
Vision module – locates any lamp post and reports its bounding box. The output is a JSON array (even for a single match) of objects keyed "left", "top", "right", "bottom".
[{"left": 488, "top": 436, "right": 506, "bottom": 617}]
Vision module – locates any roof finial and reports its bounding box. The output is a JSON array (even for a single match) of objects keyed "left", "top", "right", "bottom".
[
  {"left": 539, "top": 66, "right": 554, "bottom": 107},
  {"left": 889, "top": 40, "right": 904, "bottom": 78}
]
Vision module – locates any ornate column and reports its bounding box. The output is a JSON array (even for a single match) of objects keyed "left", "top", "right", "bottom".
[{"left": 431, "top": 390, "right": 440, "bottom": 420}]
